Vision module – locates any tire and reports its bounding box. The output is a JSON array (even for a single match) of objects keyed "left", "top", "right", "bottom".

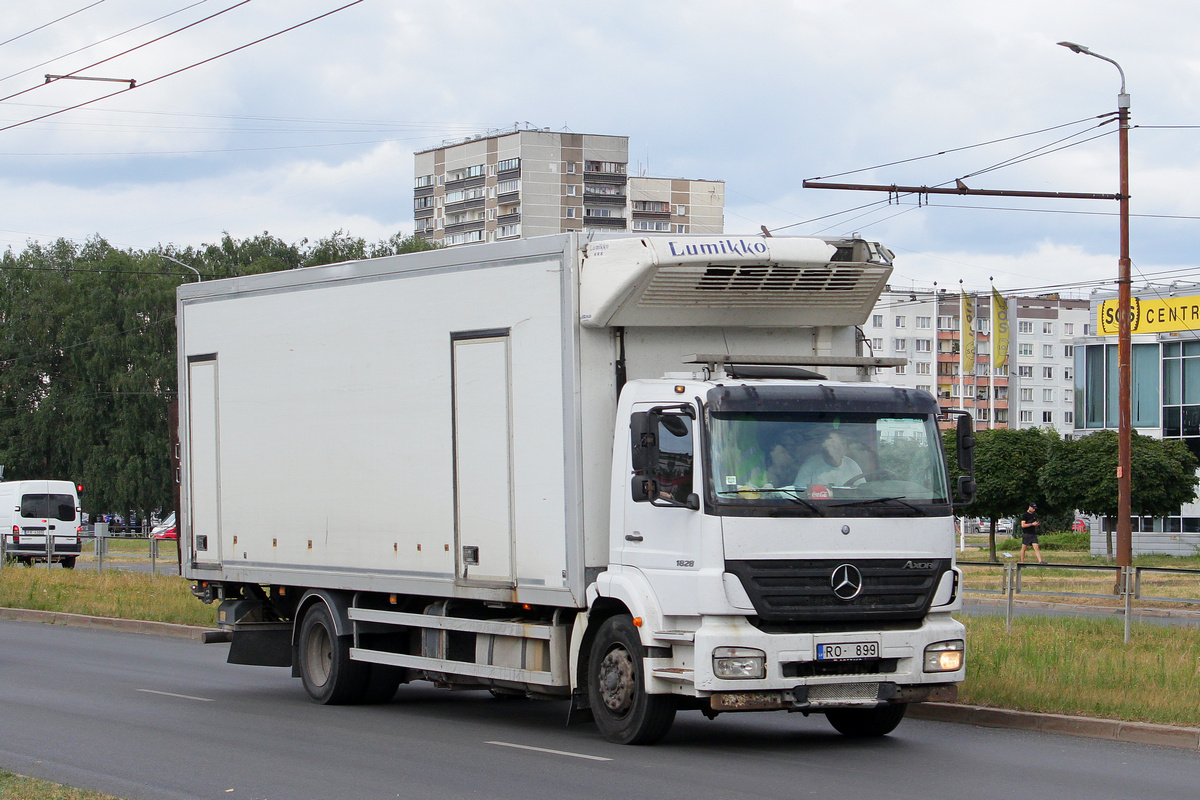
[
  {"left": 359, "top": 664, "right": 403, "bottom": 704},
  {"left": 825, "top": 703, "right": 908, "bottom": 737},
  {"left": 587, "top": 615, "right": 676, "bottom": 745},
  {"left": 60, "top": 556, "right": 76, "bottom": 570},
  {"left": 297, "top": 602, "right": 369, "bottom": 705}
]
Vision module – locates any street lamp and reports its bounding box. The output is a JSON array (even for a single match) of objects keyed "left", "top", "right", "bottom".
[
  {"left": 1059, "top": 41, "right": 1133, "bottom": 609},
  {"left": 159, "top": 254, "right": 202, "bottom": 282}
]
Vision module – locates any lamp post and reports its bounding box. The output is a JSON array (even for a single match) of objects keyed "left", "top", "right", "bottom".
[
  {"left": 159, "top": 254, "right": 202, "bottom": 282},
  {"left": 1058, "top": 42, "right": 1132, "bottom": 572}
]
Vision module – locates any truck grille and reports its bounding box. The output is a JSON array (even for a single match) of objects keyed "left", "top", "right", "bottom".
[{"left": 724, "top": 559, "right": 949, "bottom": 623}]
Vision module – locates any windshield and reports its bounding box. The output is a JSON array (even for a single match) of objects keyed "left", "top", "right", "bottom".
[{"left": 707, "top": 411, "right": 951, "bottom": 516}]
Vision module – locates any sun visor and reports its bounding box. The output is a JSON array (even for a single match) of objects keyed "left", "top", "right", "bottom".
[{"left": 578, "top": 236, "right": 892, "bottom": 328}]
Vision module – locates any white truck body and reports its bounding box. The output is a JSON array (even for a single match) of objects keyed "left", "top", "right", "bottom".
[
  {"left": 0, "top": 480, "right": 83, "bottom": 568},
  {"left": 178, "top": 233, "right": 968, "bottom": 743}
]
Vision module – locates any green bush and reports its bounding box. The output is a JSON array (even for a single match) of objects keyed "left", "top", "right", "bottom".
[{"left": 996, "top": 531, "right": 1089, "bottom": 551}]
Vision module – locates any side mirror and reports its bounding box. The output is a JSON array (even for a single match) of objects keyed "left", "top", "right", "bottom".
[
  {"left": 957, "top": 475, "right": 977, "bottom": 505},
  {"left": 630, "top": 411, "right": 660, "bottom": 473},
  {"left": 956, "top": 413, "right": 976, "bottom": 475},
  {"left": 631, "top": 475, "right": 656, "bottom": 502}
]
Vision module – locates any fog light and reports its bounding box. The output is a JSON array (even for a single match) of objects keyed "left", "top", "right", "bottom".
[
  {"left": 713, "top": 647, "right": 766, "bottom": 679},
  {"left": 923, "top": 640, "right": 965, "bottom": 672}
]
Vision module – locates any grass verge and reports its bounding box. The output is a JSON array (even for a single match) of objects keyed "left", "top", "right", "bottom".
[
  {"left": 961, "top": 614, "right": 1200, "bottom": 727},
  {"left": 0, "top": 771, "right": 120, "bottom": 800},
  {"left": 0, "top": 565, "right": 216, "bottom": 627}
]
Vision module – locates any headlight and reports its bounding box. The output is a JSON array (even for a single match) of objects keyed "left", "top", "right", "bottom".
[
  {"left": 713, "top": 647, "right": 766, "bottom": 679},
  {"left": 923, "top": 639, "right": 965, "bottom": 672}
]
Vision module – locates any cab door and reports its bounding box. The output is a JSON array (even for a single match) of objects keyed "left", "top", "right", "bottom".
[{"left": 620, "top": 405, "right": 705, "bottom": 609}]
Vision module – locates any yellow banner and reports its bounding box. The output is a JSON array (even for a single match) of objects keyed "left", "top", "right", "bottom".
[
  {"left": 1098, "top": 295, "right": 1200, "bottom": 335},
  {"left": 961, "top": 290, "right": 975, "bottom": 373},
  {"left": 992, "top": 289, "right": 1009, "bottom": 367}
]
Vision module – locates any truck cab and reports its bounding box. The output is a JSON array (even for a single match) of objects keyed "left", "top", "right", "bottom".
[{"left": 585, "top": 369, "right": 967, "bottom": 742}]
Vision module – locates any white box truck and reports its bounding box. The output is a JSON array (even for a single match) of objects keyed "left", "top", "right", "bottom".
[
  {"left": 0, "top": 480, "right": 83, "bottom": 568},
  {"left": 178, "top": 233, "right": 974, "bottom": 744}
]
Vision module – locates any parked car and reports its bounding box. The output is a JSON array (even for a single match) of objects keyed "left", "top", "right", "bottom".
[{"left": 150, "top": 512, "right": 176, "bottom": 540}]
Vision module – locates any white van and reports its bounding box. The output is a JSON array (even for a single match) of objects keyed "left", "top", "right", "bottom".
[{"left": 0, "top": 480, "right": 82, "bottom": 568}]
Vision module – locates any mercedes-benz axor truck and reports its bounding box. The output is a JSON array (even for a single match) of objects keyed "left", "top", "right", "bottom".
[{"left": 177, "top": 233, "right": 974, "bottom": 744}]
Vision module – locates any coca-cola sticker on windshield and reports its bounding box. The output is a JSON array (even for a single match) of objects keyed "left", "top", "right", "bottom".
[{"left": 810, "top": 485, "right": 831, "bottom": 500}]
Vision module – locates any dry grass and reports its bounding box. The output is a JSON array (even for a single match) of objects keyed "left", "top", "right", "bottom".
[
  {"left": 960, "top": 615, "right": 1200, "bottom": 727},
  {"left": 0, "top": 565, "right": 216, "bottom": 627},
  {"left": 0, "top": 771, "right": 120, "bottom": 800}
]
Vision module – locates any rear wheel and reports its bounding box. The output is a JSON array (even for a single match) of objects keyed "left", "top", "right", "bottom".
[
  {"left": 298, "top": 603, "right": 369, "bottom": 704},
  {"left": 587, "top": 615, "right": 676, "bottom": 745},
  {"left": 60, "top": 556, "right": 76, "bottom": 569},
  {"left": 825, "top": 703, "right": 908, "bottom": 737}
]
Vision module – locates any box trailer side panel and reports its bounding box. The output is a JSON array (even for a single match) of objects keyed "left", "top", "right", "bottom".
[{"left": 179, "top": 245, "right": 585, "bottom": 605}]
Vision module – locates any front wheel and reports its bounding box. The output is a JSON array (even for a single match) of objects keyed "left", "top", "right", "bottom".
[
  {"left": 587, "top": 615, "right": 676, "bottom": 745},
  {"left": 825, "top": 703, "right": 908, "bottom": 737},
  {"left": 297, "top": 602, "right": 369, "bottom": 704}
]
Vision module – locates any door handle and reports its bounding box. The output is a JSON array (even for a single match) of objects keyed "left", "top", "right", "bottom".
[{"left": 625, "top": 533, "right": 643, "bottom": 542}]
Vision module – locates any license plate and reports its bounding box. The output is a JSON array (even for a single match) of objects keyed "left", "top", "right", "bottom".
[{"left": 816, "top": 642, "right": 879, "bottom": 661}]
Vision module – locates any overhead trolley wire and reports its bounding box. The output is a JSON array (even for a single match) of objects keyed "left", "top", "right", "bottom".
[
  {"left": 0, "top": 0, "right": 365, "bottom": 136},
  {"left": 0, "top": 0, "right": 254, "bottom": 107},
  {"left": 0, "top": 1, "right": 106, "bottom": 49},
  {"left": 0, "top": 1, "right": 212, "bottom": 86}
]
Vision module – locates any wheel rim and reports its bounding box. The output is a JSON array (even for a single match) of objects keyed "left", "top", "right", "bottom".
[
  {"left": 305, "top": 621, "right": 333, "bottom": 687},
  {"left": 597, "top": 644, "right": 636, "bottom": 717}
]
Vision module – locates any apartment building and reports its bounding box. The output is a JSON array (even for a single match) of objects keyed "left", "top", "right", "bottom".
[
  {"left": 413, "top": 127, "right": 723, "bottom": 246},
  {"left": 867, "top": 289, "right": 1088, "bottom": 435}
]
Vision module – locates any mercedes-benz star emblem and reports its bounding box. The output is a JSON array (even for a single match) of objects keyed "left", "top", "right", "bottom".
[{"left": 830, "top": 564, "right": 863, "bottom": 600}]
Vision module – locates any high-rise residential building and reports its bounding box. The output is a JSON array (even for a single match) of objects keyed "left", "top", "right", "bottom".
[
  {"left": 867, "top": 289, "right": 1087, "bottom": 435},
  {"left": 413, "top": 127, "right": 723, "bottom": 247}
]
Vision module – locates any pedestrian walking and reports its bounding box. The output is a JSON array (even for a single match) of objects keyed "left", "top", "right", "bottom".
[{"left": 1019, "top": 502, "right": 1043, "bottom": 563}]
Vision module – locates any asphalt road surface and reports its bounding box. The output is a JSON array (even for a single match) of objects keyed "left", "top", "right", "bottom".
[{"left": 2, "top": 619, "right": 1198, "bottom": 800}]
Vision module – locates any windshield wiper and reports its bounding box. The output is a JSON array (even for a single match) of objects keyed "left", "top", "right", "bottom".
[
  {"left": 826, "top": 496, "right": 928, "bottom": 515},
  {"left": 716, "top": 489, "right": 825, "bottom": 516}
]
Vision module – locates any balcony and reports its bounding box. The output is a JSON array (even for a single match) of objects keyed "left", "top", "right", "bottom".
[
  {"left": 444, "top": 219, "right": 485, "bottom": 235},
  {"left": 444, "top": 174, "right": 486, "bottom": 191},
  {"left": 444, "top": 197, "right": 486, "bottom": 212},
  {"left": 583, "top": 192, "right": 626, "bottom": 205},
  {"left": 583, "top": 216, "right": 627, "bottom": 229}
]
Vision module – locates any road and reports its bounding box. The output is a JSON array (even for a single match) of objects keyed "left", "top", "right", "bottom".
[{"left": 2, "top": 620, "right": 1198, "bottom": 800}]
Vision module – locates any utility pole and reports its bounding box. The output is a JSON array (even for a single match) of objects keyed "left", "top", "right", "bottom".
[{"left": 1058, "top": 42, "right": 1132, "bottom": 572}]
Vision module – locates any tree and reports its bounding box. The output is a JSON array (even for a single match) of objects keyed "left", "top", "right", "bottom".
[
  {"left": 944, "top": 426, "right": 1058, "bottom": 560},
  {"left": 1041, "top": 430, "right": 1199, "bottom": 556}
]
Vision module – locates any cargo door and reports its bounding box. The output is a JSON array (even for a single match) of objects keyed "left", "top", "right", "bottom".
[
  {"left": 451, "top": 332, "right": 514, "bottom": 587},
  {"left": 187, "top": 355, "right": 222, "bottom": 565}
]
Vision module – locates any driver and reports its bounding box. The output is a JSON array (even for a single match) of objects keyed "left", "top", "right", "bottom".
[{"left": 794, "top": 430, "right": 862, "bottom": 488}]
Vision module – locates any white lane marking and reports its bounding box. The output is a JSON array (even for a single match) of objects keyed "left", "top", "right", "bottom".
[
  {"left": 486, "top": 741, "right": 612, "bottom": 761},
  {"left": 136, "top": 688, "right": 215, "bottom": 702}
]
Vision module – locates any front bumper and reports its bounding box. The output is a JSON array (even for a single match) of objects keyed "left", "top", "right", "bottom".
[{"left": 646, "top": 612, "right": 965, "bottom": 708}]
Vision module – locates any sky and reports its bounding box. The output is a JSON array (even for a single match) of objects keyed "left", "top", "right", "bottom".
[{"left": 0, "top": 0, "right": 1197, "bottom": 297}]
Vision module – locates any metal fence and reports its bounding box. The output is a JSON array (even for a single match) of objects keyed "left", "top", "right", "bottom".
[
  {"left": 0, "top": 529, "right": 178, "bottom": 575},
  {"left": 959, "top": 560, "right": 1200, "bottom": 642}
]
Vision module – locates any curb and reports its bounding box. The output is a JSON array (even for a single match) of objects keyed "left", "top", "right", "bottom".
[
  {"left": 3, "top": 608, "right": 1197, "bottom": 752},
  {"left": 0, "top": 606, "right": 216, "bottom": 641},
  {"left": 908, "top": 702, "right": 1200, "bottom": 752}
]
